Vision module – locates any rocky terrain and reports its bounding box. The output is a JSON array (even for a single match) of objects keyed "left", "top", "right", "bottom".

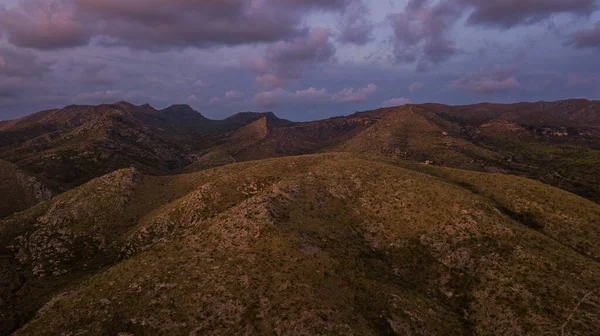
[
  {"left": 0, "top": 160, "right": 53, "bottom": 218},
  {"left": 0, "top": 153, "right": 598, "bottom": 335},
  {"left": 1, "top": 99, "right": 599, "bottom": 209},
  {"left": 0, "top": 99, "right": 599, "bottom": 335}
]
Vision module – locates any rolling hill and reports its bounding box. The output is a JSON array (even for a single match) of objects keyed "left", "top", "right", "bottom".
[
  {"left": 1, "top": 153, "right": 599, "bottom": 335},
  {"left": 1, "top": 99, "right": 599, "bottom": 335},
  {"left": 2, "top": 99, "right": 598, "bottom": 213}
]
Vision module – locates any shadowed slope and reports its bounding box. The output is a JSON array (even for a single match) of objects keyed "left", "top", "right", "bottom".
[
  {"left": 0, "top": 160, "right": 53, "bottom": 218},
  {"left": 2, "top": 99, "right": 599, "bottom": 203},
  {"left": 0, "top": 103, "right": 279, "bottom": 191}
]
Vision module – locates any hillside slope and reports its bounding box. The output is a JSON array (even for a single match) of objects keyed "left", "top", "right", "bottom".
[
  {"left": 0, "top": 160, "right": 53, "bottom": 218},
  {"left": 0, "top": 103, "right": 279, "bottom": 191},
  {"left": 1, "top": 153, "right": 599, "bottom": 335},
  {"left": 418, "top": 101, "right": 600, "bottom": 202},
  {"left": 1, "top": 99, "right": 599, "bottom": 203}
]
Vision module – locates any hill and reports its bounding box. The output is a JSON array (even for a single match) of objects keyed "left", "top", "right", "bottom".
[
  {"left": 1, "top": 153, "right": 599, "bottom": 335},
  {"left": 0, "top": 160, "right": 53, "bottom": 218},
  {"left": 1, "top": 100, "right": 599, "bottom": 207},
  {"left": 0, "top": 103, "right": 285, "bottom": 205}
]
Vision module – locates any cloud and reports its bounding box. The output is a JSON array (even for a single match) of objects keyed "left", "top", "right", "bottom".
[
  {"left": 332, "top": 83, "right": 377, "bottom": 103},
  {"left": 250, "top": 27, "right": 336, "bottom": 87},
  {"left": 409, "top": 82, "right": 424, "bottom": 92},
  {"left": 450, "top": 66, "right": 520, "bottom": 93},
  {"left": 254, "top": 82, "right": 381, "bottom": 107},
  {"left": 224, "top": 90, "right": 244, "bottom": 101},
  {"left": 387, "top": 0, "right": 596, "bottom": 70},
  {"left": 459, "top": 0, "right": 596, "bottom": 29},
  {"left": 337, "top": 1, "right": 374, "bottom": 45},
  {"left": 254, "top": 87, "right": 329, "bottom": 107},
  {"left": 388, "top": 0, "right": 462, "bottom": 70},
  {"left": 567, "top": 74, "right": 600, "bottom": 87},
  {"left": 295, "top": 87, "right": 330, "bottom": 102},
  {"left": 255, "top": 83, "right": 378, "bottom": 107},
  {"left": 256, "top": 74, "right": 286, "bottom": 89},
  {"left": 0, "top": 77, "right": 40, "bottom": 98},
  {"left": 67, "top": 59, "right": 114, "bottom": 85},
  {"left": 0, "top": 0, "right": 354, "bottom": 51},
  {"left": 569, "top": 21, "right": 600, "bottom": 49},
  {"left": 73, "top": 89, "right": 125, "bottom": 104},
  {"left": 0, "top": 0, "right": 92, "bottom": 50},
  {"left": 0, "top": 47, "right": 54, "bottom": 78},
  {"left": 194, "top": 80, "right": 208, "bottom": 88},
  {"left": 382, "top": 97, "right": 412, "bottom": 107},
  {"left": 207, "top": 90, "right": 245, "bottom": 105}
]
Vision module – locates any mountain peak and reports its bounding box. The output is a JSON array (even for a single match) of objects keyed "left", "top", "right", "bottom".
[
  {"left": 158, "top": 104, "right": 206, "bottom": 121},
  {"left": 225, "top": 111, "right": 292, "bottom": 127},
  {"left": 161, "top": 104, "right": 196, "bottom": 113},
  {"left": 113, "top": 101, "right": 137, "bottom": 109}
]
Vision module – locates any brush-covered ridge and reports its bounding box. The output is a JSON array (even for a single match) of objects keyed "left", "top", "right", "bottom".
[{"left": 1, "top": 153, "right": 598, "bottom": 335}]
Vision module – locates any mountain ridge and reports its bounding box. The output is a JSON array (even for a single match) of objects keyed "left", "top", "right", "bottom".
[
  {"left": 1, "top": 98, "right": 599, "bottom": 212},
  {"left": 1, "top": 98, "right": 600, "bottom": 335},
  {"left": 1, "top": 153, "right": 599, "bottom": 335}
]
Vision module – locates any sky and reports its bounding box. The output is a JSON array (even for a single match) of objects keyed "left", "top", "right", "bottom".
[{"left": 0, "top": 0, "right": 599, "bottom": 121}]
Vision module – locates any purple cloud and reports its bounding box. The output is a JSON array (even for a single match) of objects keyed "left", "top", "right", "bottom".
[
  {"left": 194, "top": 80, "right": 209, "bottom": 88},
  {"left": 567, "top": 74, "right": 600, "bottom": 87},
  {"left": 387, "top": 0, "right": 597, "bottom": 71},
  {"left": 224, "top": 90, "right": 244, "bottom": 101},
  {"left": 73, "top": 89, "right": 125, "bottom": 104},
  {"left": 254, "top": 87, "right": 329, "bottom": 107},
  {"left": 256, "top": 74, "right": 286, "bottom": 89},
  {"left": 0, "top": 46, "right": 54, "bottom": 78},
  {"left": 569, "top": 21, "right": 600, "bottom": 49},
  {"left": 382, "top": 97, "right": 412, "bottom": 107},
  {"left": 409, "top": 82, "right": 424, "bottom": 92},
  {"left": 388, "top": 0, "right": 462, "bottom": 70},
  {"left": 0, "top": 0, "right": 92, "bottom": 50},
  {"left": 460, "top": 0, "right": 596, "bottom": 29},
  {"left": 332, "top": 83, "right": 377, "bottom": 102},
  {"left": 337, "top": 1, "right": 374, "bottom": 45},
  {"left": 0, "top": 0, "right": 355, "bottom": 51},
  {"left": 450, "top": 66, "right": 521, "bottom": 93},
  {"left": 254, "top": 83, "right": 378, "bottom": 107},
  {"left": 251, "top": 27, "right": 336, "bottom": 87}
]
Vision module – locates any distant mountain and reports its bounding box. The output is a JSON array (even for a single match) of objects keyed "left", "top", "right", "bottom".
[
  {"left": 1, "top": 99, "right": 600, "bottom": 335},
  {"left": 423, "top": 99, "right": 600, "bottom": 128},
  {"left": 1, "top": 99, "right": 599, "bottom": 219},
  {"left": 0, "top": 103, "right": 277, "bottom": 193}
]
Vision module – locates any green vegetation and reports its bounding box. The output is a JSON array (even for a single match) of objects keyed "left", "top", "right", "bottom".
[
  {"left": 2, "top": 153, "right": 599, "bottom": 335},
  {"left": 2, "top": 100, "right": 600, "bottom": 335}
]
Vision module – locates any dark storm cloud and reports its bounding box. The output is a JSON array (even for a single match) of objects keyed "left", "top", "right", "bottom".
[
  {"left": 569, "top": 21, "right": 600, "bottom": 49},
  {"left": 67, "top": 59, "right": 115, "bottom": 85},
  {"left": 251, "top": 27, "right": 336, "bottom": 88},
  {"left": 0, "top": 0, "right": 600, "bottom": 121},
  {"left": 0, "top": 0, "right": 92, "bottom": 50},
  {"left": 337, "top": 1, "right": 374, "bottom": 45},
  {"left": 0, "top": 46, "right": 53, "bottom": 78},
  {"left": 0, "top": 0, "right": 354, "bottom": 51},
  {"left": 459, "top": 0, "right": 597, "bottom": 29},
  {"left": 389, "top": 0, "right": 462, "bottom": 69},
  {"left": 449, "top": 65, "right": 521, "bottom": 93},
  {"left": 388, "top": 0, "right": 598, "bottom": 70}
]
